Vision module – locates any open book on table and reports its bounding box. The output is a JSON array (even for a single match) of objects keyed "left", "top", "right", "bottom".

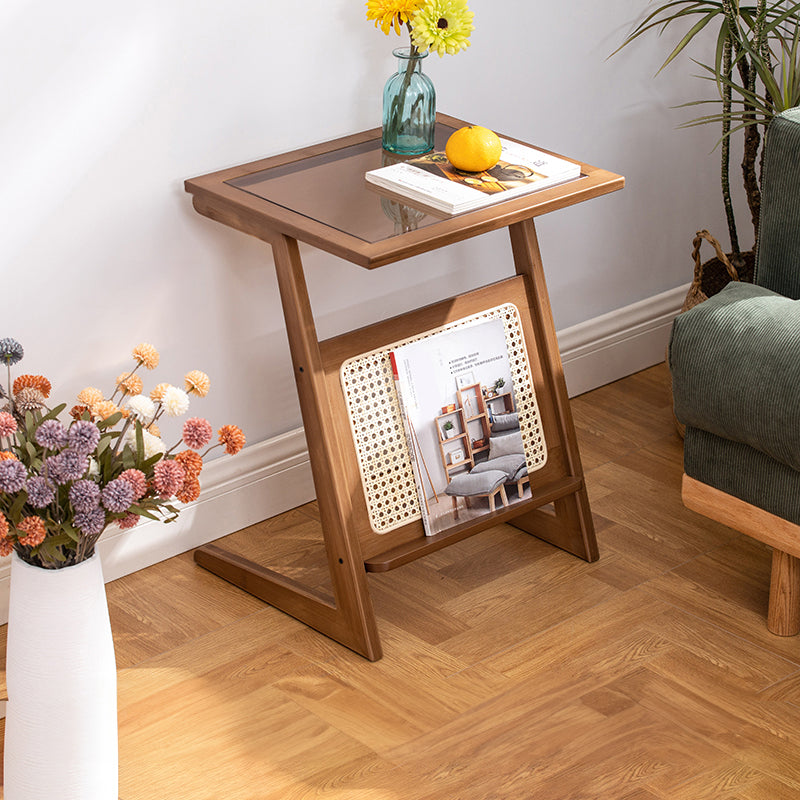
[{"left": 366, "top": 138, "right": 582, "bottom": 215}]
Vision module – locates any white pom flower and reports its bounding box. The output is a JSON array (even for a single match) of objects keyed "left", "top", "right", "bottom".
[
  {"left": 86, "top": 458, "right": 100, "bottom": 478},
  {"left": 142, "top": 430, "right": 167, "bottom": 459},
  {"left": 127, "top": 395, "right": 156, "bottom": 424},
  {"left": 162, "top": 385, "right": 190, "bottom": 417}
]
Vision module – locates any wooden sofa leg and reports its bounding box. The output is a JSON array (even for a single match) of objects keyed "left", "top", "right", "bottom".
[{"left": 768, "top": 549, "right": 800, "bottom": 636}]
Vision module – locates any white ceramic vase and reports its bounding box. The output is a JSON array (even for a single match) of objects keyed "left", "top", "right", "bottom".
[{"left": 4, "top": 552, "right": 118, "bottom": 800}]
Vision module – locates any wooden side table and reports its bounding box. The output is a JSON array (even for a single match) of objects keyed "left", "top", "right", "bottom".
[{"left": 184, "top": 113, "right": 624, "bottom": 661}]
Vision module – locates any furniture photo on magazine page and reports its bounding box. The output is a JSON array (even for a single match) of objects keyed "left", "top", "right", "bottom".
[{"left": 184, "top": 113, "right": 624, "bottom": 661}]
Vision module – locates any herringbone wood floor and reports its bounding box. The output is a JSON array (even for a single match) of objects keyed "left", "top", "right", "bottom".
[{"left": 4, "top": 363, "right": 800, "bottom": 798}]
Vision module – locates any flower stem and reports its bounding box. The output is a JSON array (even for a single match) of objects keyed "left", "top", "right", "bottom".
[{"left": 386, "top": 31, "right": 422, "bottom": 146}]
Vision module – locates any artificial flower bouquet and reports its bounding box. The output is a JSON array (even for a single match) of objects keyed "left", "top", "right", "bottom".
[
  {"left": 0, "top": 338, "right": 245, "bottom": 569},
  {"left": 366, "top": 0, "right": 475, "bottom": 56}
]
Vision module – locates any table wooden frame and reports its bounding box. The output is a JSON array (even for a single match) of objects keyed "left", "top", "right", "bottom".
[{"left": 185, "top": 114, "right": 624, "bottom": 661}]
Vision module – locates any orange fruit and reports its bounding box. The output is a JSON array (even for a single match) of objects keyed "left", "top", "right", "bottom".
[{"left": 445, "top": 125, "right": 503, "bottom": 172}]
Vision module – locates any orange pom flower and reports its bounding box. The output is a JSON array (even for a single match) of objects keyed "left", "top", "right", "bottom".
[
  {"left": 176, "top": 475, "right": 201, "bottom": 504},
  {"left": 13, "top": 375, "right": 52, "bottom": 398},
  {"left": 17, "top": 516, "right": 47, "bottom": 547},
  {"left": 175, "top": 449, "right": 203, "bottom": 479},
  {"left": 150, "top": 383, "right": 170, "bottom": 403},
  {"left": 0, "top": 513, "right": 11, "bottom": 556},
  {"left": 147, "top": 423, "right": 161, "bottom": 437},
  {"left": 132, "top": 343, "right": 160, "bottom": 370},
  {"left": 184, "top": 370, "right": 210, "bottom": 398},
  {"left": 116, "top": 372, "right": 143, "bottom": 396},
  {"left": 70, "top": 404, "right": 91, "bottom": 420},
  {"left": 78, "top": 387, "right": 104, "bottom": 408},
  {"left": 93, "top": 400, "right": 120, "bottom": 420},
  {"left": 218, "top": 425, "right": 246, "bottom": 455},
  {"left": 0, "top": 451, "right": 18, "bottom": 461}
]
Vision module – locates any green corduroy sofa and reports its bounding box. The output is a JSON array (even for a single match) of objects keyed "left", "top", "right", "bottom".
[{"left": 670, "top": 107, "right": 800, "bottom": 636}]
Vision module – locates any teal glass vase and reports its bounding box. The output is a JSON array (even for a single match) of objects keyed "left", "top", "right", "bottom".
[{"left": 382, "top": 47, "right": 436, "bottom": 155}]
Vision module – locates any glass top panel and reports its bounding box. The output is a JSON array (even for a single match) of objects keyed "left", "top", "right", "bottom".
[{"left": 226, "top": 125, "right": 458, "bottom": 244}]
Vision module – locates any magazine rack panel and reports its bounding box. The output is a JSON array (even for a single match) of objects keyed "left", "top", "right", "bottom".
[
  {"left": 340, "top": 302, "right": 546, "bottom": 535},
  {"left": 318, "top": 274, "right": 573, "bottom": 562}
]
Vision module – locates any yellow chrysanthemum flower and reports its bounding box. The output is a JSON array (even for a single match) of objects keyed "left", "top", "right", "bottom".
[
  {"left": 411, "top": 0, "right": 474, "bottom": 56},
  {"left": 367, "top": 0, "right": 424, "bottom": 36}
]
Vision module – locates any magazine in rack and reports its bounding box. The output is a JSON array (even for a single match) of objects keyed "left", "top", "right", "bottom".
[
  {"left": 390, "top": 317, "right": 534, "bottom": 537},
  {"left": 366, "top": 138, "right": 582, "bottom": 215}
]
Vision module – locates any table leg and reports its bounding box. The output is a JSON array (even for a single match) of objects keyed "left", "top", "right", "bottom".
[
  {"left": 195, "top": 234, "right": 383, "bottom": 661},
  {"left": 507, "top": 218, "right": 599, "bottom": 562}
]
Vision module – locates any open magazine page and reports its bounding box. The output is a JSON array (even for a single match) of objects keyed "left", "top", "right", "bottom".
[{"left": 391, "top": 318, "right": 534, "bottom": 536}]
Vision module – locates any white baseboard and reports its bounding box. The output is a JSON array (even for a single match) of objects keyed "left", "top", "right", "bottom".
[
  {"left": 0, "top": 284, "right": 687, "bottom": 628},
  {"left": 560, "top": 284, "right": 687, "bottom": 397}
]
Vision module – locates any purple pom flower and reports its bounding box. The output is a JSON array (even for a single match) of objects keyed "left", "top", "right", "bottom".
[
  {"left": 68, "top": 420, "right": 101, "bottom": 454},
  {"left": 73, "top": 506, "right": 106, "bottom": 536},
  {"left": 0, "top": 338, "right": 23, "bottom": 366},
  {"left": 35, "top": 420, "right": 68, "bottom": 451},
  {"left": 69, "top": 479, "right": 101, "bottom": 513},
  {"left": 47, "top": 449, "right": 88, "bottom": 485},
  {"left": 0, "top": 460, "right": 27, "bottom": 493},
  {"left": 26, "top": 476, "right": 55, "bottom": 508},
  {"left": 101, "top": 478, "right": 135, "bottom": 513}
]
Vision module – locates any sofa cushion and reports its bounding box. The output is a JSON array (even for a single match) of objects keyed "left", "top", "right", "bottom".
[
  {"left": 670, "top": 280, "right": 800, "bottom": 471},
  {"left": 488, "top": 431, "right": 524, "bottom": 460},
  {"left": 685, "top": 427, "right": 800, "bottom": 525},
  {"left": 491, "top": 412, "right": 519, "bottom": 432}
]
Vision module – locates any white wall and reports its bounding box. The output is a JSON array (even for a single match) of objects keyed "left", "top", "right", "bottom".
[{"left": 0, "top": 2, "right": 730, "bottom": 530}]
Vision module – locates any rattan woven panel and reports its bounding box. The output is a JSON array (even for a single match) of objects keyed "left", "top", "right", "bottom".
[{"left": 340, "top": 304, "right": 547, "bottom": 534}]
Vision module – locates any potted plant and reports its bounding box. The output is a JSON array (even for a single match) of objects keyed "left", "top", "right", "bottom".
[
  {"left": 614, "top": 0, "right": 800, "bottom": 300},
  {"left": 443, "top": 419, "right": 456, "bottom": 439}
]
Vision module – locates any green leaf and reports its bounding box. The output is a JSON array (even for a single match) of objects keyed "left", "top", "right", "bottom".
[
  {"left": 60, "top": 521, "right": 81, "bottom": 543},
  {"left": 38, "top": 403, "right": 67, "bottom": 425},
  {"left": 96, "top": 412, "right": 123, "bottom": 430},
  {"left": 135, "top": 421, "right": 145, "bottom": 462},
  {"left": 142, "top": 451, "right": 165, "bottom": 470},
  {"left": 9, "top": 490, "right": 27, "bottom": 523},
  {"left": 128, "top": 504, "right": 160, "bottom": 521},
  {"left": 658, "top": 10, "right": 719, "bottom": 73},
  {"left": 35, "top": 536, "right": 70, "bottom": 563}
]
